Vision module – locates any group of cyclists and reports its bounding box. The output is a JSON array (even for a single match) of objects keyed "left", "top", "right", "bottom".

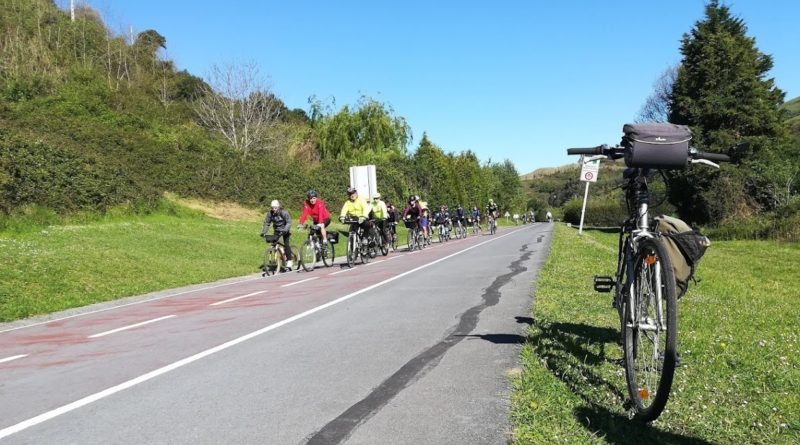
[{"left": 260, "top": 187, "right": 504, "bottom": 270}]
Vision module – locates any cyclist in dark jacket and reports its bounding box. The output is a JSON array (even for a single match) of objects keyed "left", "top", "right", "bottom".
[{"left": 261, "top": 199, "right": 293, "bottom": 268}]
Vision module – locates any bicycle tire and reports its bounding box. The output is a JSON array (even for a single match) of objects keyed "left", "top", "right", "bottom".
[
  {"left": 380, "top": 232, "right": 389, "bottom": 256},
  {"left": 262, "top": 246, "right": 276, "bottom": 276},
  {"left": 623, "top": 237, "right": 678, "bottom": 422},
  {"left": 346, "top": 233, "right": 358, "bottom": 267},
  {"left": 321, "top": 240, "right": 335, "bottom": 267},
  {"left": 300, "top": 240, "right": 316, "bottom": 272},
  {"left": 407, "top": 229, "right": 415, "bottom": 251}
]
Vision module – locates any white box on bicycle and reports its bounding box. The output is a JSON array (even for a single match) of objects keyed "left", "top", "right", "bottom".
[{"left": 623, "top": 123, "right": 692, "bottom": 169}]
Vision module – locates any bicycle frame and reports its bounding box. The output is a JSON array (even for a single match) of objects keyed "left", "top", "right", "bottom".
[{"left": 615, "top": 168, "right": 659, "bottom": 329}]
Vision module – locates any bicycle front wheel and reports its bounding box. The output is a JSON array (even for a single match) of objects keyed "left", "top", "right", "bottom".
[
  {"left": 321, "top": 240, "right": 335, "bottom": 267},
  {"left": 346, "top": 234, "right": 358, "bottom": 267},
  {"left": 623, "top": 237, "right": 678, "bottom": 422},
  {"left": 262, "top": 247, "right": 277, "bottom": 276},
  {"left": 300, "top": 240, "right": 316, "bottom": 272},
  {"left": 407, "top": 229, "right": 415, "bottom": 251}
]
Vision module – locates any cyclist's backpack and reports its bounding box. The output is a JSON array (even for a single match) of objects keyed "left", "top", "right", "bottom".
[
  {"left": 655, "top": 215, "right": 710, "bottom": 298},
  {"left": 622, "top": 123, "right": 692, "bottom": 169}
]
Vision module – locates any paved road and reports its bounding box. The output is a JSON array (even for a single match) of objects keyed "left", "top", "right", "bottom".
[{"left": 0, "top": 223, "right": 553, "bottom": 444}]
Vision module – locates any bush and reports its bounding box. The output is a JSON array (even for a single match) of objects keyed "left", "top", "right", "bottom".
[
  {"left": 562, "top": 196, "right": 627, "bottom": 226},
  {"left": 708, "top": 211, "right": 800, "bottom": 242},
  {"left": 0, "top": 134, "right": 157, "bottom": 215}
]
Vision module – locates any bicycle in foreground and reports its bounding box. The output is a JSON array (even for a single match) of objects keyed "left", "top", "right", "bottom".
[
  {"left": 567, "top": 123, "right": 729, "bottom": 421},
  {"left": 261, "top": 234, "right": 298, "bottom": 276},
  {"left": 297, "top": 225, "right": 336, "bottom": 272},
  {"left": 453, "top": 217, "right": 467, "bottom": 239},
  {"left": 487, "top": 213, "right": 497, "bottom": 235},
  {"left": 342, "top": 216, "right": 377, "bottom": 267},
  {"left": 469, "top": 216, "right": 481, "bottom": 234},
  {"left": 403, "top": 217, "right": 424, "bottom": 251}
]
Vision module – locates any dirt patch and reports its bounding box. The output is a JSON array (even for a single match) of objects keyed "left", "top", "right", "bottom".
[{"left": 164, "top": 192, "right": 262, "bottom": 222}]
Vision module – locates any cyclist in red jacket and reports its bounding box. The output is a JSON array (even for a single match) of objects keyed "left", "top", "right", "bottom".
[{"left": 298, "top": 190, "right": 332, "bottom": 248}]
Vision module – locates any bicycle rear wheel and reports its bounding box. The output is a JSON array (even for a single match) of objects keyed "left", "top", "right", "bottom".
[
  {"left": 623, "top": 237, "right": 678, "bottom": 422},
  {"left": 300, "top": 240, "right": 316, "bottom": 272}
]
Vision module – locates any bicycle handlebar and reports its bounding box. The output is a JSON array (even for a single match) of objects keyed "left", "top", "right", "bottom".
[
  {"left": 567, "top": 144, "right": 732, "bottom": 165},
  {"left": 692, "top": 150, "right": 730, "bottom": 163},
  {"left": 566, "top": 145, "right": 606, "bottom": 155}
]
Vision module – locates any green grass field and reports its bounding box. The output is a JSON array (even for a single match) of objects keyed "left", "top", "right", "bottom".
[
  {"left": 511, "top": 224, "right": 799, "bottom": 444},
  {"left": 0, "top": 211, "right": 267, "bottom": 321}
]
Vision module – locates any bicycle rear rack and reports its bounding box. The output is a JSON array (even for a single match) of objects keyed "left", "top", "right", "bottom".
[{"left": 593, "top": 275, "right": 615, "bottom": 293}]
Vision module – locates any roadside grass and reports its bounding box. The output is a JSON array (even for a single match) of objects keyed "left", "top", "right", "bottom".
[
  {"left": 511, "top": 224, "right": 799, "bottom": 444},
  {"left": 0, "top": 211, "right": 266, "bottom": 322}
]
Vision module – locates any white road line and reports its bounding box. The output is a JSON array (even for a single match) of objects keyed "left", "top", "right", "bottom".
[
  {"left": 0, "top": 227, "right": 527, "bottom": 440},
  {"left": 329, "top": 267, "right": 356, "bottom": 275},
  {"left": 0, "top": 277, "right": 262, "bottom": 334},
  {"left": 88, "top": 315, "right": 177, "bottom": 339},
  {"left": 384, "top": 254, "right": 404, "bottom": 261},
  {"left": 0, "top": 354, "right": 28, "bottom": 364},
  {"left": 209, "top": 290, "right": 267, "bottom": 306},
  {"left": 280, "top": 277, "right": 319, "bottom": 288}
]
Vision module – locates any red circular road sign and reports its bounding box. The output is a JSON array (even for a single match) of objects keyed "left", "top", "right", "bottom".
[{"left": 584, "top": 172, "right": 594, "bottom": 180}]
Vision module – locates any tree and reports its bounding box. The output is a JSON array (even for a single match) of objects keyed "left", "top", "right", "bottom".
[
  {"left": 192, "top": 62, "right": 282, "bottom": 158},
  {"left": 636, "top": 66, "right": 677, "bottom": 123},
  {"left": 669, "top": 0, "right": 785, "bottom": 148},
  {"left": 665, "top": 0, "right": 790, "bottom": 223},
  {"left": 313, "top": 96, "right": 411, "bottom": 161}
]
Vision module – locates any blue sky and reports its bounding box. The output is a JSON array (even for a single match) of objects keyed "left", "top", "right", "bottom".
[{"left": 69, "top": 1, "right": 799, "bottom": 175}]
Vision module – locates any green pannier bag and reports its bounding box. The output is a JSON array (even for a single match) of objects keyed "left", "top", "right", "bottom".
[{"left": 654, "top": 215, "right": 711, "bottom": 298}]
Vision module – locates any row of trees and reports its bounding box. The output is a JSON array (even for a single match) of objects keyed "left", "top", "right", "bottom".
[{"left": 0, "top": 0, "right": 525, "bottom": 225}]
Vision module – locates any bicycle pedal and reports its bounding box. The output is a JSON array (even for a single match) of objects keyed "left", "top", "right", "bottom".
[{"left": 593, "top": 275, "right": 615, "bottom": 293}]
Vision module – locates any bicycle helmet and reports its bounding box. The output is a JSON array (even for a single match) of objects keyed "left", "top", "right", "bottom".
[
  {"left": 307, "top": 190, "right": 318, "bottom": 198},
  {"left": 408, "top": 195, "right": 417, "bottom": 204},
  {"left": 346, "top": 186, "right": 357, "bottom": 195},
  {"left": 270, "top": 199, "right": 280, "bottom": 208}
]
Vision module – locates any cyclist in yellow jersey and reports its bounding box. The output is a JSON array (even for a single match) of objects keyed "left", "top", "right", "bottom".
[
  {"left": 370, "top": 193, "right": 389, "bottom": 242},
  {"left": 339, "top": 187, "right": 373, "bottom": 240}
]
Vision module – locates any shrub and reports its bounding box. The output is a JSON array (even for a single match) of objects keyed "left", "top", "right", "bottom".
[{"left": 562, "top": 196, "right": 627, "bottom": 226}]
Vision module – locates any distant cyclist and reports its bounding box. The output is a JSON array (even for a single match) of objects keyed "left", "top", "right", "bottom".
[
  {"left": 471, "top": 206, "right": 481, "bottom": 231},
  {"left": 403, "top": 195, "right": 428, "bottom": 241},
  {"left": 455, "top": 204, "right": 466, "bottom": 228},
  {"left": 261, "top": 199, "right": 293, "bottom": 269},
  {"left": 298, "top": 190, "right": 331, "bottom": 249},
  {"left": 486, "top": 199, "right": 499, "bottom": 220}
]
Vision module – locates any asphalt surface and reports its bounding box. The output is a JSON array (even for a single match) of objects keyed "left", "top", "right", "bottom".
[{"left": 0, "top": 222, "right": 553, "bottom": 444}]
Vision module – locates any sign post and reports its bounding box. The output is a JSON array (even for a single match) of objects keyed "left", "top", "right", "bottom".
[{"left": 578, "top": 157, "right": 599, "bottom": 234}]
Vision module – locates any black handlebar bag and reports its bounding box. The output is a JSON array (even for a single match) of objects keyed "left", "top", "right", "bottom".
[{"left": 622, "top": 123, "right": 692, "bottom": 169}]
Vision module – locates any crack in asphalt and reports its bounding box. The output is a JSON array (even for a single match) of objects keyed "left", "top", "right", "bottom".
[{"left": 303, "top": 243, "right": 534, "bottom": 445}]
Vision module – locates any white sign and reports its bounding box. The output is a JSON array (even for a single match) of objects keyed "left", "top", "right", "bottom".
[
  {"left": 580, "top": 159, "right": 600, "bottom": 183},
  {"left": 349, "top": 165, "right": 377, "bottom": 198}
]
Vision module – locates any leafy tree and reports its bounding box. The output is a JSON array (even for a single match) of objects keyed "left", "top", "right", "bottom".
[
  {"left": 665, "top": 0, "right": 793, "bottom": 224},
  {"left": 314, "top": 96, "right": 411, "bottom": 162}
]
